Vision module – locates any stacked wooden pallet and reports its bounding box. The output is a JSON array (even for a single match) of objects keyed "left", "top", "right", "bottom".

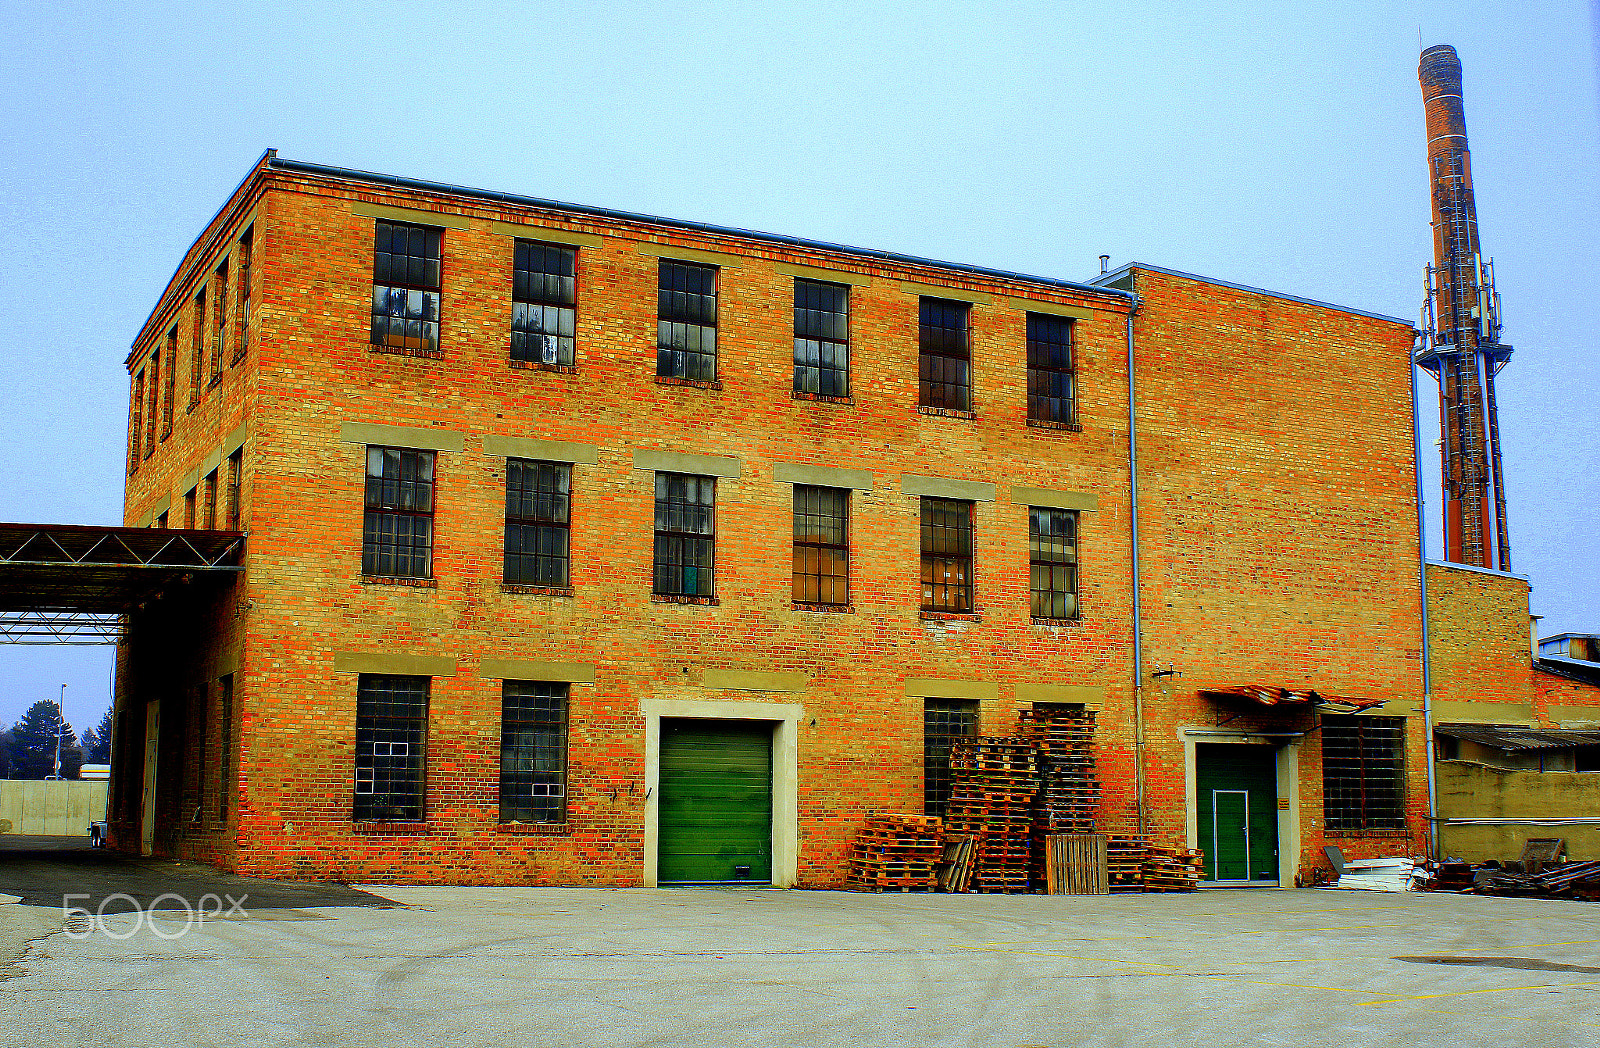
[
  {"left": 945, "top": 737, "right": 1041, "bottom": 893},
  {"left": 1041, "top": 833, "right": 1110, "bottom": 894},
  {"left": 1106, "top": 835, "right": 1149, "bottom": 893},
  {"left": 1142, "top": 844, "right": 1204, "bottom": 891},
  {"left": 847, "top": 813, "right": 943, "bottom": 892},
  {"left": 1020, "top": 707, "right": 1101, "bottom": 886}
]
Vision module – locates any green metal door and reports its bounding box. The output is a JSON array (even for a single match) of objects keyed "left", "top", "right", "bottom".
[
  {"left": 1195, "top": 743, "right": 1280, "bottom": 884},
  {"left": 658, "top": 719, "right": 773, "bottom": 885}
]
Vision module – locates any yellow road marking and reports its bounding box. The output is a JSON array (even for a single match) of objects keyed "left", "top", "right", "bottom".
[{"left": 1358, "top": 980, "right": 1600, "bottom": 1005}]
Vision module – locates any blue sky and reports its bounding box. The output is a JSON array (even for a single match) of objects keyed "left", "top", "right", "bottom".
[{"left": 0, "top": 1, "right": 1595, "bottom": 733}]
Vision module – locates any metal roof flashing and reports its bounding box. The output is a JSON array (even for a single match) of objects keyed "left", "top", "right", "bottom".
[{"left": 1092, "top": 262, "right": 1414, "bottom": 328}]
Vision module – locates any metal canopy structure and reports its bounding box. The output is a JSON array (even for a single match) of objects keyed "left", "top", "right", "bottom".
[
  {"left": 1434, "top": 724, "right": 1600, "bottom": 752},
  {"left": 1199, "top": 685, "right": 1386, "bottom": 715},
  {"left": 0, "top": 523, "right": 244, "bottom": 644}
]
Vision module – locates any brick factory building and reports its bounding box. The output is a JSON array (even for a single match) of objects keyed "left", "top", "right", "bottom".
[{"left": 107, "top": 150, "right": 1470, "bottom": 886}]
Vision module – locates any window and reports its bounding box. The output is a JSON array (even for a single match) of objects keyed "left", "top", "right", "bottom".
[
  {"left": 792, "top": 485, "right": 849, "bottom": 606},
  {"left": 226, "top": 449, "right": 242, "bottom": 530},
  {"left": 511, "top": 240, "right": 576, "bottom": 366},
  {"left": 504, "top": 459, "right": 571, "bottom": 587},
  {"left": 183, "top": 488, "right": 197, "bottom": 529},
  {"left": 499, "top": 681, "right": 568, "bottom": 823},
  {"left": 1029, "top": 508, "right": 1079, "bottom": 620},
  {"left": 155, "top": 511, "right": 168, "bottom": 529},
  {"left": 144, "top": 352, "right": 159, "bottom": 456},
  {"left": 371, "top": 220, "right": 441, "bottom": 355},
  {"left": 919, "top": 297, "right": 971, "bottom": 411},
  {"left": 793, "top": 279, "right": 849, "bottom": 397},
  {"left": 161, "top": 328, "right": 177, "bottom": 438},
  {"left": 353, "top": 674, "right": 428, "bottom": 821},
  {"left": 653, "top": 473, "right": 715, "bottom": 597},
  {"left": 1322, "top": 717, "right": 1406, "bottom": 832},
  {"left": 191, "top": 287, "right": 206, "bottom": 398},
  {"left": 190, "top": 682, "right": 208, "bottom": 824},
  {"left": 217, "top": 673, "right": 233, "bottom": 819},
  {"left": 923, "top": 698, "right": 978, "bottom": 818},
  {"left": 203, "top": 470, "right": 218, "bottom": 530},
  {"left": 657, "top": 260, "right": 717, "bottom": 381},
  {"left": 920, "top": 498, "right": 973, "bottom": 612},
  {"left": 129, "top": 370, "right": 144, "bottom": 471},
  {"left": 362, "top": 447, "right": 435, "bottom": 579},
  {"left": 233, "top": 230, "right": 252, "bottom": 364},
  {"left": 211, "top": 260, "right": 228, "bottom": 380},
  {"left": 1026, "top": 313, "right": 1076, "bottom": 426}
]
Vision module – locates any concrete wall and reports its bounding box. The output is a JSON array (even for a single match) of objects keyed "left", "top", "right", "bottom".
[
  {"left": 1436, "top": 759, "right": 1600, "bottom": 861},
  {"left": 0, "top": 781, "right": 108, "bottom": 836}
]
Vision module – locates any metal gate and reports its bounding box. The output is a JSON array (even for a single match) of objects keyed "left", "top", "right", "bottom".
[{"left": 657, "top": 719, "right": 773, "bottom": 885}]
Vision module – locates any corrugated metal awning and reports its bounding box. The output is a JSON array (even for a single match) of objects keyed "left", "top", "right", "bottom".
[
  {"left": 1199, "top": 685, "right": 1384, "bottom": 714},
  {"left": 1434, "top": 723, "right": 1600, "bottom": 751}
]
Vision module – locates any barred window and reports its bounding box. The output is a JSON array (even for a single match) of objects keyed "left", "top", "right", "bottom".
[
  {"left": 1322, "top": 717, "right": 1406, "bottom": 832},
  {"left": 363, "top": 447, "right": 435, "bottom": 579},
  {"left": 226, "top": 449, "right": 242, "bottom": 530},
  {"left": 129, "top": 369, "right": 144, "bottom": 472},
  {"left": 161, "top": 327, "right": 176, "bottom": 438},
  {"left": 657, "top": 261, "right": 717, "bottom": 381},
  {"left": 144, "top": 351, "right": 159, "bottom": 456},
  {"left": 500, "top": 681, "right": 568, "bottom": 824},
  {"left": 203, "top": 470, "right": 218, "bottom": 530},
  {"left": 512, "top": 240, "right": 576, "bottom": 366},
  {"left": 919, "top": 297, "right": 971, "bottom": 411},
  {"left": 653, "top": 473, "right": 714, "bottom": 597},
  {"left": 1029, "top": 508, "right": 1078, "bottom": 620},
  {"left": 211, "top": 260, "right": 228, "bottom": 380},
  {"left": 1027, "top": 313, "right": 1076, "bottom": 425},
  {"left": 191, "top": 287, "right": 206, "bottom": 401},
  {"left": 353, "top": 675, "right": 428, "bottom": 821},
  {"left": 794, "top": 279, "right": 849, "bottom": 397},
  {"left": 371, "top": 220, "right": 441, "bottom": 355},
  {"left": 920, "top": 497, "right": 973, "bottom": 612},
  {"left": 793, "top": 485, "right": 848, "bottom": 606},
  {"left": 504, "top": 459, "right": 570, "bottom": 586},
  {"left": 233, "top": 230, "right": 252, "bottom": 364},
  {"left": 924, "top": 698, "right": 978, "bottom": 818}
]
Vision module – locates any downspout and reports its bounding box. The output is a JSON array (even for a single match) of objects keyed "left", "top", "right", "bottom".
[
  {"left": 1411, "top": 335, "right": 1440, "bottom": 858},
  {"left": 1093, "top": 281, "right": 1145, "bottom": 836}
]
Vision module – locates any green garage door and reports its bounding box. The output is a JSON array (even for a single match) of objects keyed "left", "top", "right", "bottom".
[
  {"left": 658, "top": 719, "right": 773, "bottom": 885},
  {"left": 1195, "top": 743, "right": 1280, "bottom": 884}
]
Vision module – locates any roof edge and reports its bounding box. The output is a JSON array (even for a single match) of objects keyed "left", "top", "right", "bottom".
[
  {"left": 1094, "top": 261, "right": 1415, "bottom": 328},
  {"left": 268, "top": 156, "right": 1131, "bottom": 307}
]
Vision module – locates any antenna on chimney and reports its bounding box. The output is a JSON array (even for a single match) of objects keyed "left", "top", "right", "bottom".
[{"left": 1099, "top": 255, "right": 1110, "bottom": 275}]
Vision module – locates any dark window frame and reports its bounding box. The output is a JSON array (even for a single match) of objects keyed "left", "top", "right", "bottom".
[
  {"left": 217, "top": 673, "right": 234, "bottom": 820},
  {"left": 203, "top": 470, "right": 218, "bottom": 530},
  {"left": 656, "top": 260, "right": 718, "bottom": 383},
  {"left": 226, "top": 449, "right": 243, "bottom": 530},
  {"left": 1026, "top": 313, "right": 1077, "bottom": 427},
  {"left": 129, "top": 370, "right": 144, "bottom": 473},
  {"left": 793, "top": 278, "right": 849, "bottom": 398},
  {"left": 503, "top": 459, "right": 571, "bottom": 587},
  {"left": 210, "top": 259, "right": 228, "bottom": 383},
  {"left": 499, "top": 681, "right": 569, "bottom": 824},
  {"left": 1029, "top": 507, "right": 1079, "bottom": 621},
  {"left": 191, "top": 287, "right": 207, "bottom": 400},
  {"left": 511, "top": 239, "right": 577, "bottom": 368},
  {"left": 652, "top": 472, "right": 715, "bottom": 598},
  {"left": 183, "top": 487, "right": 197, "bottom": 529},
  {"left": 353, "top": 674, "right": 429, "bottom": 822},
  {"left": 918, "top": 297, "right": 972, "bottom": 412},
  {"left": 161, "top": 327, "right": 177, "bottom": 438},
  {"left": 923, "top": 698, "right": 979, "bottom": 818},
  {"left": 370, "top": 220, "right": 443, "bottom": 357},
  {"left": 233, "top": 230, "right": 252, "bottom": 365},
  {"left": 362, "top": 447, "right": 436, "bottom": 580},
  {"left": 144, "top": 351, "right": 159, "bottom": 457},
  {"left": 920, "top": 497, "right": 974, "bottom": 613},
  {"left": 792, "top": 485, "right": 849, "bottom": 606},
  {"left": 1322, "top": 717, "right": 1407, "bottom": 832}
]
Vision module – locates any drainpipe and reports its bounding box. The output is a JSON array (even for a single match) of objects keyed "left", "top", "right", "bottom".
[
  {"left": 1092, "top": 279, "right": 1145, "bottom": 836},
  {"left": 1410, "top": 335, "right": 1440, "bottom": 859}
]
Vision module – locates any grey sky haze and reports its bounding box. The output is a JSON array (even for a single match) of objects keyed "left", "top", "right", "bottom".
[{"left": 1, "top": 0, "right": 1595, "bottom": 734}]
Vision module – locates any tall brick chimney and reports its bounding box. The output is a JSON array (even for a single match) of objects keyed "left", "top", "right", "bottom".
[{"left": 1417, "top": 44, "right": 1513, "bottom": 571}]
